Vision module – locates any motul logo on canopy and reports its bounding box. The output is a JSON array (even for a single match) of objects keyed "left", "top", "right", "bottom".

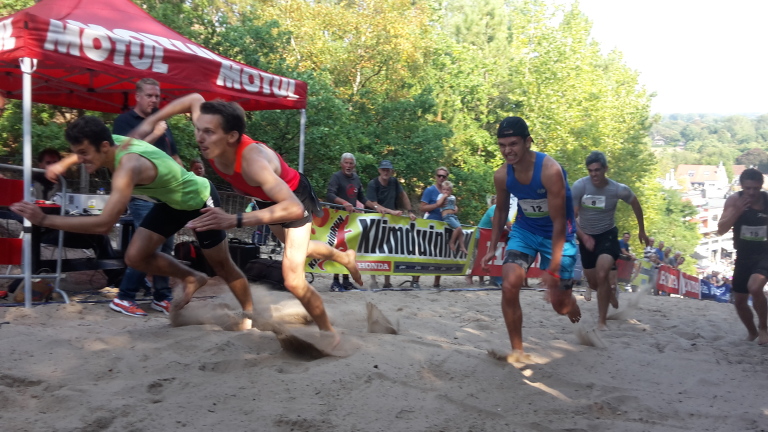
[
  {"left": 0, "top": 18, "right": 15, "bottom": 50},
  {"left": 41, "top": 19, "right": 298, "bottom": 99}
]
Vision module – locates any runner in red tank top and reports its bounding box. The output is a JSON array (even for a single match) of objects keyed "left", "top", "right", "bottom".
[{"left": 134, "top": 94, "right": 363, "bottom": 340}]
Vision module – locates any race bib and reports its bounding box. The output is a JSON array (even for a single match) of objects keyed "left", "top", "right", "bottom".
[
  {"left": 582, "top": 195, "right": 606, "bottom": 209},
  {"left": 740, "top": 225, "right": 767, "bottom": 241},
  {"left": 519, "top": 198, "right": 549, "bottom": 217}
]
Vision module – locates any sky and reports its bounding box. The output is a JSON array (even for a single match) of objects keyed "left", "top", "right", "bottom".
[{"left": 566, "top": 0, "right": 768, "bottom": 115}]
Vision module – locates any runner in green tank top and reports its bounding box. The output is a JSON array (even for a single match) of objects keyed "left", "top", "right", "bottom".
[
  {"left": 113, "top": 135, "right": 210, "bottom": 211},
  {"left": 11, "top": 116, "right": 254, "bottom": 329}
]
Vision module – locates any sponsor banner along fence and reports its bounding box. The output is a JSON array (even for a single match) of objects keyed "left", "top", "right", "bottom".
[
  {"left": 631, "top": 261, "right": 728, "bottom": 302},
  {"left": 700, "top": 279, "right": 732, "bottom": 303},
  {"left": 309, "top": 211, "right": 732, "bottom": 301},
  {"left": 468, "top": 228, "right": 546, "bottom": 278},
  {"left": 307, "top": 208, "right": 476, "bottom": 276}
]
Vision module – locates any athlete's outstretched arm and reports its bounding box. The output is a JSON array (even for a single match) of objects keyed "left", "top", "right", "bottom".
[
  {"left": 11, "top": 156, "right": 138, "bottom": 235},
  {"left": 541, "top": 158, "right": 567, "bottom": 275},
  {"left": 129, "top": 93, "right": 205, "bottom": 141},
  {"left": 629, "top": 196, "right": 650, "bottom": 246},
  {"left": 186, "top": 146, "right": 305, "bottom": 231}
]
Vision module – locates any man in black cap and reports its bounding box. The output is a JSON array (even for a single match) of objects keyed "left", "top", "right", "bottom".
[
  {"left": 366, "top": 159, "right": 417, "bottom": 288},
  {"left": 482, "top": 116, "right": 581, "bottom": 363}
]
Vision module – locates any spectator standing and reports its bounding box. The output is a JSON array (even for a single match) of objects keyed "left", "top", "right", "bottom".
[
  {"left": 666, "top": 251, "right": 680, "bottom": 268},
  {"left": 366, "top": 160, "right": 417, "bottom": 289},
  {"left": 655, "top": 240, "right": 666, "bottom": 261},
  {"left": 717, "top": 168, "right": 768, "bottom": 345},
  {"left": 413, "top": 166, "right": 450, "bottom": 289},
  {"left": 619, "top": 231, "right": 633, "bottom": 257},
  {"left": 643, "top": 237, "right": 656, "bottom": 260},
  {"left": 326, "top": 153, "right": 371, "bottom": 291},
  {"left": 190, "top": 158, "right": 206, "bottom": 177},
  {"left": 438, "top": 181, "right": 469, "bottom": 254},
  {"left": 467, "top": 196, "right": 496, "bottom": 286}
]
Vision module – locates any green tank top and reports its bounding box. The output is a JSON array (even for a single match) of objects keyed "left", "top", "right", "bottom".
[{"left": 113, "top": 135, "right": 210, "bottom": 210}]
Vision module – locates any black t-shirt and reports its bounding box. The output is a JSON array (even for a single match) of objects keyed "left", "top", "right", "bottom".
[
  {"left": 112, "top": 109, "right": 177, "bottom": 156},
  {"left": 366, "top": 177, "right": 403, "bottom": 210},
  {"left": 733, "top": 191, "right": 768, "bottom": 255}
]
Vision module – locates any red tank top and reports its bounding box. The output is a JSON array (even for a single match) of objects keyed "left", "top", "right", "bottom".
[{"left": 209, "top": 134, "right": 300, "bottom": 201}]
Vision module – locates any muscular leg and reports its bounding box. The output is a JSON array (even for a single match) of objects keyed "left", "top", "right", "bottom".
[
  {"left": 200, "top": 240, "right": 253, "bottom": 314},
  {"left": 546, "top": 273, "right": 581, "bottom": 323},
  {"left": 583, "top": 268, "right": 597, "bottom": 302},
  {"left": 279, "top": 223, "right": 335, "bottom": 332},
  {"left": 271, "top": 224, "right": 363, "bottom": 287},
  {"left": 609, "top": 269, "right": 619, "bottom": 309},
  {"left": 501, "top": 262, "right": 526, "bottom": 353},
  {"left": 746, "top": 274, "right": 768, "bottom": 344},
  {"left": 594, "top": 254, "right": 615, "bottom": 329},
  {"left": 123, "top": 228, "right": 207, "bottom": 308},
  {"left": 734, "top": 292, "right": 758, "bottom": 341}
]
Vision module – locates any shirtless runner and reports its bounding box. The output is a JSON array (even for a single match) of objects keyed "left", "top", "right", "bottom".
[{"left": 131, "top": 94, "right": 362, "bottom": 334}]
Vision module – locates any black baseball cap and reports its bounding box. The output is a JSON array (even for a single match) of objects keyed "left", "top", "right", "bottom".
[
  {"left": 497, "top": 116, "right": 531, "bottom": 138},
  {"left": 379, "top": 160, "right": 394, "bottom": 169}
]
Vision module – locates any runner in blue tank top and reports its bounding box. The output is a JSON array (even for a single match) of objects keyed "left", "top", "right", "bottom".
[{"left": 482, "top": 116, "right": 581, "bottom": 363}]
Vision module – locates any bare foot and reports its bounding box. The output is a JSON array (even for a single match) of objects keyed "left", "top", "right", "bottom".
[
  {"left": 172, "top": 271, "right": 208, "bottom": 312},
  {"left": 610, "top": 286, "right": 619, "bottom": 309},
  {"left": 449, "top": 243, "right": 457, "bottom": 252},
  {"left": 460, "top": 247, "right": 469, "bottom": 254},
  {"left": 238, "top": 311, "right": 253, "bottom": 331},
  {"left": 597, "top": 322, "right": 608, "bottom": 331},
  {"left": 465, "top": 276, "right": 473, "bottom": 285},
  {"left": 487, "top": 349, "right": 533, "bottom": 364},
  {"left": 758, "top": 329, "right": 768, "bottom": 345},
  {"left": 567, "top": 301, "right": 581, "bottom": 323},
  {"left": 341, "top": 249, "right": 364, "bottom": 287},
  {"left": 583, "top": 287, "right": 592, "bottom": 301},
  {"left": 746, "top": 332, "right": 758, "bottom": 342}
]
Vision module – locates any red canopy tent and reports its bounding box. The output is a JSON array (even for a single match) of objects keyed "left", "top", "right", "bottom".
[
  {"left": 0, "top": 0, "right": 307, "bottom": 111},
  {"left": 0, "top": 0, "right": 309, "bottom": 306}
]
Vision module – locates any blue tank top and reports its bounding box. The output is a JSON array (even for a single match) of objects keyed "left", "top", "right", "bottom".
[{"left": 506, "top": 151, "right": 576, "bottom": 240}]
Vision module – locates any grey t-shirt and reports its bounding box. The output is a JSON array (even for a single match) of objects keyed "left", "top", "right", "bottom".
[{"left": 571, "top": 177, "right": 634, "bottom": 235}]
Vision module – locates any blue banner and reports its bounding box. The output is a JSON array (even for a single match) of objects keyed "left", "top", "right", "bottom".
[{"left": 700, "top": 279, "right": 731, "bottom": 303}]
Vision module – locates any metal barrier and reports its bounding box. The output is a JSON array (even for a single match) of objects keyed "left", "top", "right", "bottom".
[{"left": 0, "top": 163, "right": 69, "bottom": 305}]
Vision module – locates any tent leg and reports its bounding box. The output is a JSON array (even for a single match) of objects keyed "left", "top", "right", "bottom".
[
  {"left": 20, "top": 57, "right": 37, "bottom": 309},
  {"left": 298, "top": 109, "right": 306, "bottom": 173}
]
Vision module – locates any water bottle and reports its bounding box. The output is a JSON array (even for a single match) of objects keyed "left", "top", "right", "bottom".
[{"left": 97, "top": 187, "right": 105, "bottom": 195}]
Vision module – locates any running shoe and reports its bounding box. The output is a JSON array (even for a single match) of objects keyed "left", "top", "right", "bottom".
[
  {"left": 410, "top": 281, "right": 421, "bottom": 289},
  {"left": 330, "top": 280, "right": 344, "bottom": 292},
  {"left": 0, "top": 290, "right": 8, "bottom": 299},
  {"left": 341, "top": 280, "right": 358, "bottom": 291},
  {"left": 151, "top": 299, "right": 171, "bottom": 315},
  {"left": 109, "top": 298, "right": 148, "bottom": 317}
]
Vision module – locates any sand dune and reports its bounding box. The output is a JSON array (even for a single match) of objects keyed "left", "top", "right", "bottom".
[{"left": 0, "top": 273, "right": 766, "bottom": 431}]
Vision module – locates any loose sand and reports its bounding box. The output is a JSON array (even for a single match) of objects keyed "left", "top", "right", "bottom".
[{"left": 0, "top": 271, "right": 766, "bottom": 431}]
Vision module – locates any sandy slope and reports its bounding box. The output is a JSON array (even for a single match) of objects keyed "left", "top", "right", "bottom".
[{"left": 0, "top": 272, "right": 766, "bottom": 432}]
